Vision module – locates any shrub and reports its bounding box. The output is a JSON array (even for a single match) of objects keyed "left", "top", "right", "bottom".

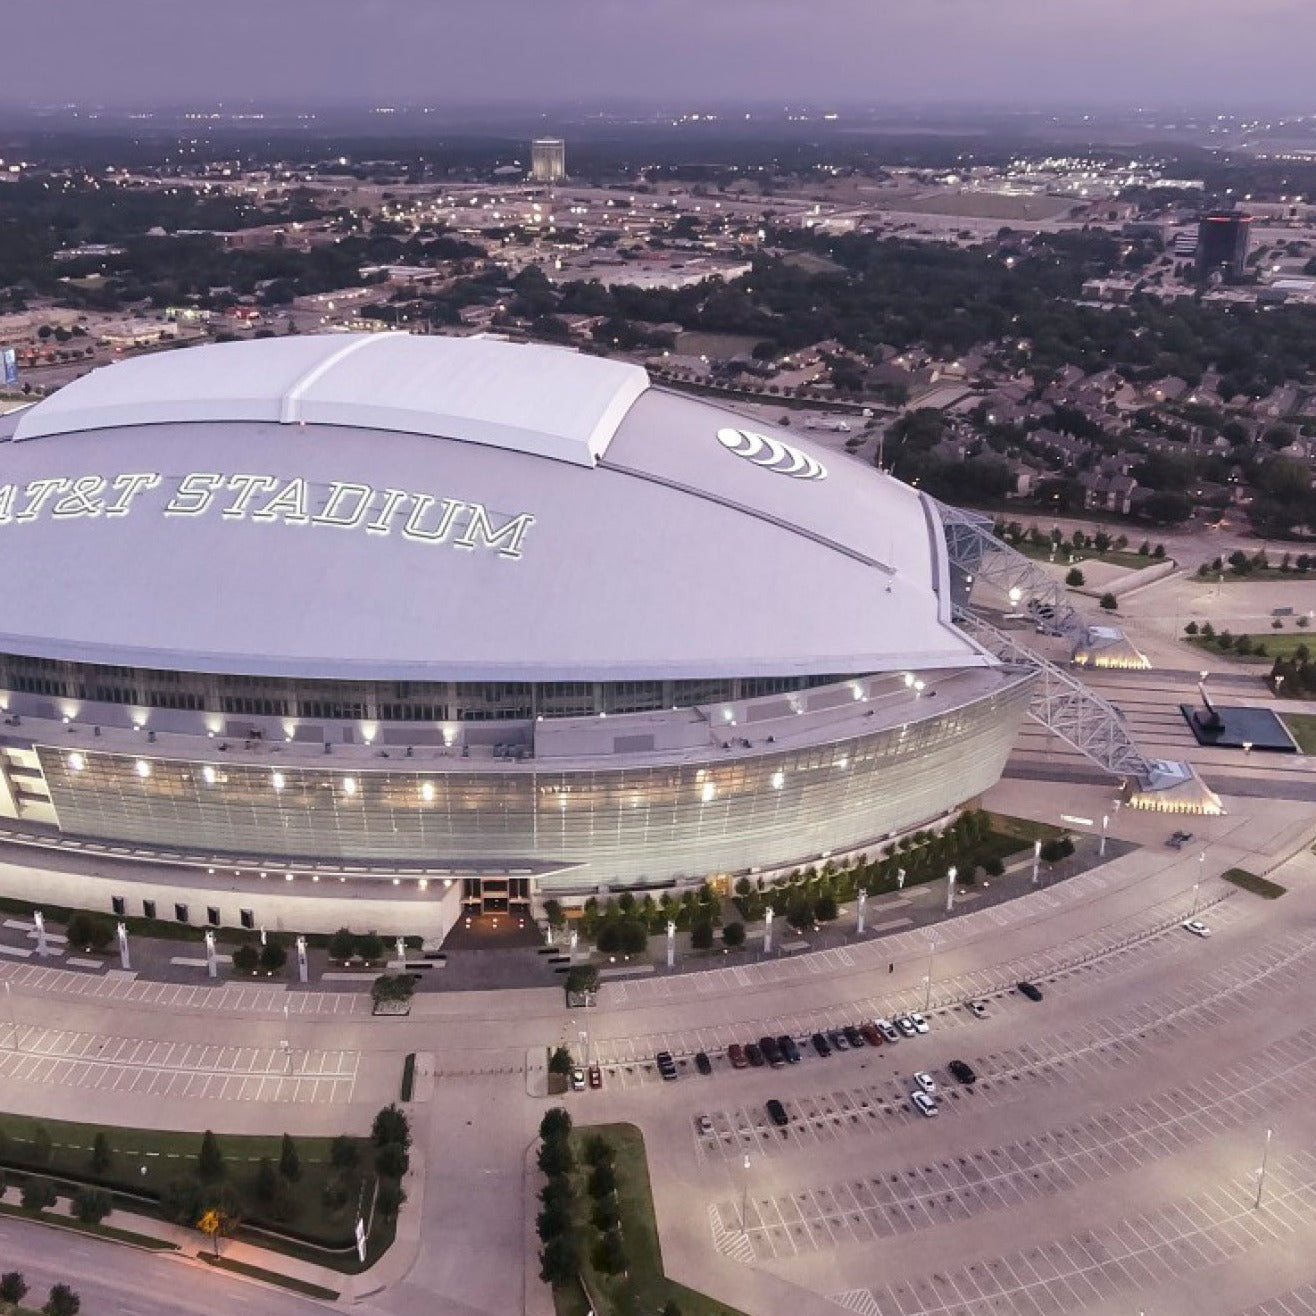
[
  {"left": 21, "top": 1179, "right": 58, "bottom": 1211},
  {"left": 1065, "top": 567, "right": 1084, "bottom": 587},
  {"left": 72, "top": 1186, "right": 112, "bottom": 1225},
  {"left": 593, "top": 1228, "right": 628, "bottom": 1275},
  {"left": 617, "top": 919, "right": 649, "bottom": 955},
  {"left": 31, "top": 1124, "right": 52, "bottom": 1165},
  {"left": 327, "top": 927, "right": 356, "bottom": 962},
  {"left": 329, "top": 1135, "right": 359, "bottom": 1171},
  {"left": 371, "top": 973, "right": 416, "bottom": 1005},
  {"left": 65, "top": 912, "right": 113, "bottom": 953},
  {"left": 231, "top": 943, "right": 259, "bottom": 974},
  {"left": 690, "top": 920, "right": 714, "bottom": 951},
  {"left": 1184, "top": 621, "right": 1199, "bottom": 635},
  {"left": 258, "top": 940, "right": 288, "bottom": 975},
  {"left": 583, "top": 1135, "right": 614, "bottom": 1168},
  {"left": 43, "top": 1284, "right": 81, "bottom": 1316},
  {"left": 321, "top": 1174, "right": 351, "bottom": 1211},
  {"left": 814, "top": 892, "right": 839, "bottom": 921},
  {"left": 1099, "top": 592, "right": 1118, "bottom": 611},
  {"left": 564, "top": 965, "right": 599, "bottom": 996},
  {"left": 355, "top": 932, "right": 386, "bottom": 964},
  {"left": 591, "top": 1197, "right": 620, "bottom": 1232},
  {"left": 0, "top": 1273, "right": 28, "bottom": 1305},
  {"left": 984, "top": 855, "right": 1005, "bottom": 877},
  {"left": 279, "top": 1133, "right": 301, "bottom": 1183},
  {"left": 588, "top": 1162, "right": 617, "bottom": 1199},
  {"left": 722, "top": 921, "right": 746, "bottom": 948}
]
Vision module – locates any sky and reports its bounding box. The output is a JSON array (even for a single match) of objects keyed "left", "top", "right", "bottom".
[{"left": 2, "top": 0, "right": 1312, "bottom": 112}]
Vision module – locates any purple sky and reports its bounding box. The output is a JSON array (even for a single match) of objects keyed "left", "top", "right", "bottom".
[{"left": 4, "top": 0, "right": 1312, "bottom": 110}]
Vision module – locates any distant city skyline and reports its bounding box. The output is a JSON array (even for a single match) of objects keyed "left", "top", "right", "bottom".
[{"left": 1, "top": 0, "right": 1313, "bottom": 113}]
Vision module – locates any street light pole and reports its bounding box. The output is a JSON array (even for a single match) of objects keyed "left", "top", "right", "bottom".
[
  {"left": 3, "top": 981, "right": 13, "bottom": 1051},
  {"left": 923, "top": 935, "right": 936, "bottom": 1011},
  {"left": 740, "top": 1153, "right": 752, "bottom": 1233},
  {"left": 1255, "top": 1127, "right": 1273, "bottom": 1210}
]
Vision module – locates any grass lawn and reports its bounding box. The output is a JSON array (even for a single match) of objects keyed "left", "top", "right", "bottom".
[
  {"left": 1222, "top": 868, "right": 1287, "bottom": 900},
  {"left": 1199, "top": 568, "right": 1316, "bottom": 583},
  {"left": 551, "top": 1123, "right": 746, "bottom": 1316},
  {"left": 1284, "top": 714, "right": 1316, "bottom": 755},
  {"left": 199, "top": 1253, "right": 340, "bottom": 1300},
  {"left": 0, "top": 1112, "right": 392, "bottom": 1269},
  {"left": 1181, "top": 633, "right": 1312, "bottom": 663},
  {"left": 1011, "top": 541, "right": 1155, "bottom": 571}
]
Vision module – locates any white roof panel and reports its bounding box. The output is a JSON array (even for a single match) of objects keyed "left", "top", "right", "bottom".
[{"left": 14, "top": 334, "right": 649, "bottom": 469}]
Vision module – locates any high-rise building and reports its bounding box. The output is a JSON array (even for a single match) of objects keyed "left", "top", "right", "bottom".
[
  {"left": 530, "top": 138, "right": 566, "bottom": 183},
  {"left": 1195, "top": 211, "right": 1252, "bottom": 279}
]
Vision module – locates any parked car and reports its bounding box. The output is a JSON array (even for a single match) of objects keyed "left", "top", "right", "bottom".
[
  {"left": 766, "top": 1099, "right": 789, "bottom": 1127},
  {"left": 895, "top": 1015, "right": 918, "bottom": 1038},
  {"left": 968, "top": 1000, "right": 989, "bottom": 1019},
  {"left": 914, "top": 1070, "right": 937, "bottom": 1095},
  {"left": 1182, "top": 919, "right": 1211, "bottom": 938},
  {"left": 760, "top": 1036, "right": 784, "bottom": 1068},
  {"left": 811, "top": 1032, "right": 832, "bottom": 1057},
  {"left": 656, "top": 1051, "right": 678, "bottom": 1081},
  {"left": 728, "top": 1043, "right": 749, "bottom": 1070},
  {"left": 696, "top": 1115, "right": 714, "bottom": 1136},
  {"left": 948, "top": 1059, "right": 977, "bottom": 1085},
  {"left": 828, "top": 1028, "right": 849, "bottom": 1052},
  {"left": 695, "top": 1051, "right": 712, "bottom": 1075},
  {"left": 746, "top": 1042, "right": 765, "bottom": 1067},
  {"left": 778, "top": 1035, "right": 801, "bottom": 1065},
  {"left": 859, "top": 1023, "right": 884, "bottom": 1047},
  {"left": 1016, "top": 981, "right": 1044, "bottom": 1002},
  {"left": 587, "top": 1065, "right": 603, "bottom": 1089},
  {"left": 570, "top": 1067, "right": 586, "bottom": 1092},
  {"left": 909, "top": 1012, "right": 930, "bottom": 1035},
  {"left": 843, "top": 1024, "right": 866, "bottom": 1048},
  {"left": 874, "top": 1018, "right": 900, "bottom": 1043},
  {"left": 910, "top": 1090, "right": 939, "bottom": 1118}
]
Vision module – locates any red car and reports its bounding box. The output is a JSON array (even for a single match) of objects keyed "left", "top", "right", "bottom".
[
  {"left": 587, "top": 1065, "right": 603, "bottom": 1090},
  {"left": 727, "top": 1043, "right": 749, "bottom": 1069},
  {"left": 859, "top": 1023, "right": 884, "bottom": 1048}
]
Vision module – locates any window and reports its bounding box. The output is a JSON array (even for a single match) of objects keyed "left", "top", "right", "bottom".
[
  {"left": 111, "top": 895, "right": 125, "bottom": 918},
  {"left": 207, "top": 906, "right": 221, "bottom": 927},
  {"left": 240, "top": 909, "right": 254, "bottom": 930},
  {"left": 142, "top": 899, "right": 156, "bottom": 920},
  {"left": 174, "top": 903, "right": 188, "bottom": 924}
]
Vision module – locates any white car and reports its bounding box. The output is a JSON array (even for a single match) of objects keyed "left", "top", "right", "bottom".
[
  {"left": 910, "top": 1090, "right": 939, "bottom": 1118},
  {"left": 910, "top": 1012, "right": 931, "bottom": 1035},
  {"left": 874, "top": 1018, "right": 900, "bottom": 1044},
  {"left": 1182, "top": 919, "right": 1211, "bottom": 938},
  {"left": 914, "top": 1070, "right": 937, "bottom": 1095},
  {"left": 696, "top": 1115, "right": 714, "bottom": 1136},
  {"left": 895, "top": 1015, "right": 918, "bottom": 1038},
  {"left": 569, "top": 1067, "right": 586, "bottom": 1092},
  {"left": 969, "top": 1000, "right": 989, "bottom": 1019}
]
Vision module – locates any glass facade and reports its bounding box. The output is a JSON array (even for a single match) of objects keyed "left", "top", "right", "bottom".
[{"left": 35, "top": 672, "right": 1033, "bottom": 892}]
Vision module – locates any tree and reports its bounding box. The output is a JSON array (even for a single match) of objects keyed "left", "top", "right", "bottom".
[
  {"left": 539, "top": 1231, "right": 582, "bottom": 1285},
  {"left": 543, "top": 899, "right": 565, "bottom": 929},
  {"left": 690, "top": 920, "right": 714, "bottom": 950},
  {"left": 259, "top": 939, "right": 288, "bottom": 975},
  {"left": 591, "top": 1197, "right": 620, "bottom": 1232},
  {"left": 564, "top": 964, "right": 599, "bottom": 997},
  {"left": 1065, "top": 567, "right": 1085, "bottom": 587},
  {"left": 722, "top": 921, "right": 746, "bottom": 949},
  {"left": 355, "top": 932, "right": 386, "bottom": 964},
  {"left": 548, "top": 1046, "right": 573, "bottom": 1076},
  {"left": 814, "top": 892, "right": 839, "bottom": 922},
  {"left": 375, "top": 1141, "right": 409, "bottom": 1179},
  {"left": 327, "top": 927, "right": 356, "bottom": 962},
  {"left": 537, "top": 1139, "right": 574, "bottom": 1177},
  {"left": 0, "top": 1273, "right": 28, "bottom": 1305},
  {"left": 198, "top": 1129, "right": 225, "bottom": 1182},
  {"left": 1099, "top": 592, "right": 1118, "bottom": 611},
  {"left": 375, "top": 1179, "right": 406, "bottom": 1219},
  {"left": 537, "top": 1199, "right": 573, "bottom": 1240},
  {"left": 279, "top": 1133, "right": 301, "bottom": 1183},
  {"left": 1184, "top": 621, "right": 1199, "bottom": 636},
  {"left": 329, "top": 1134, "right": 359, "bottom": 1171},
  {"left": 984, "top": 855, "right": 1005, "bottom": 877},
  {"left": 230, "top": 943, "right": 259, "bottom": 974},
  {"left": 72, "top": 1185, "right": 112, "bottom": 1225},
  {"left": 372, "top": 1103, "right": 411, "bottom": 1150},
  {"left": 539, "top": 1108, "right": 573, "bottom": 1144},
  {"left": 31, "top": 1124, "right": 52, "bottom": 1165},
  {"left": 42, "top": 1285, "right": 80, "bottom": 1316},
  {"left": 90, "top": 1131, "right": 113, "bottom": 1175},
  {"left": 593, "top": 1227, "right": 628, "bottom": 1275}
]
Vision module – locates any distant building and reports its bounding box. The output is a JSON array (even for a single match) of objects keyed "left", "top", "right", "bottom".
[
  {"left": 530, "top": 138, "right": 566, "bottom": 183},
  {"left": 1196, "top": 212, "right": 1251, "bottom": 279}
]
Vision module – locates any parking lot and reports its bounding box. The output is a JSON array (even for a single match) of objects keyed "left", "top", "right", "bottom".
[{"left": 0, "top": 1024, "right": 358, "bottom": 1103}]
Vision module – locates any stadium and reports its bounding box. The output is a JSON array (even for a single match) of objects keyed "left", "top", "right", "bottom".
[{"left": 0, "top": 334, "right": 1034, "bottom": 940}]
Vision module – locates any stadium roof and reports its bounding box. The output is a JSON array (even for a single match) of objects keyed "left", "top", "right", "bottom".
[{"left": 0, "top": 334, "right": 991, "bottom": 683}]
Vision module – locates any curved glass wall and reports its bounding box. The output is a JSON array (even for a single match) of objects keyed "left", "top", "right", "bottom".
[{"left": 35, "top": 675, "right": 1032, "bottom": 891}]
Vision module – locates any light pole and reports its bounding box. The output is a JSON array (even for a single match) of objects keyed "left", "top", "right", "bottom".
[
  {"left": 1191, "top": 882, "right": 1201, "bottom": 917},
  {"left": 740, "top": 1153, "right": 752, "bottom": 1233},
  {"left": 1255, "top": 1127, "right": 1273, "bottom": 1209},
  {"left": 1032, "top": 839, "right": 1042, "bottom": 886},
  {"left": 922, "top": 934, "right": 936, "bottom": 1011},
  {"left": 944, "top": 865, "right": 957, "bottom": 915},
  {"left": 3, "top": 981, "right": 14, "bottom": 1051},
  {"left": 579, "top": 1028, "right": 589, "bottom": 1068},
  {"left": 1099, "top": 814, "right": 1109, "bottom": 860}
]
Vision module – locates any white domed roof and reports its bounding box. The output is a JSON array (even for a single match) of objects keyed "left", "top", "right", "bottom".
[{"left": 0, "top": 334, "right": 988, "bottom": 683}]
